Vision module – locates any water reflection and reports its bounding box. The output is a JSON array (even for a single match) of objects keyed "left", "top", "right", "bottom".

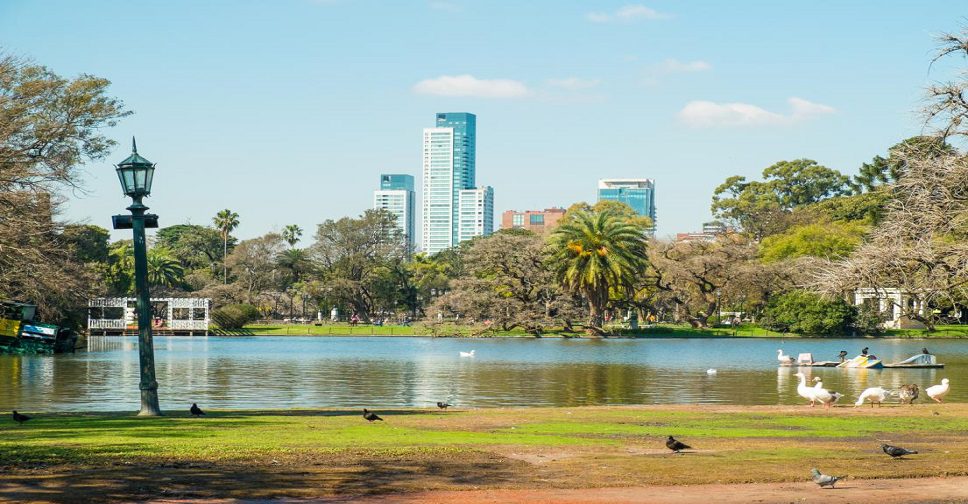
[{"left": 0, "top": 336, "right": 964, "bottom": 411}]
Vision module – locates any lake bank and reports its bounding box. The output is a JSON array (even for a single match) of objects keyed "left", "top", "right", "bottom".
[
  {"left": 235, "top": 323, "right": 968, "bottom": 339},
  {"left": 2, "top": 404, "right": 966, "bottom": 503}
]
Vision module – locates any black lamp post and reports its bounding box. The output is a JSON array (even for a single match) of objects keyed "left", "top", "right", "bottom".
[{"left": 113, "top": 137, "right": 162, "bottom": 416}]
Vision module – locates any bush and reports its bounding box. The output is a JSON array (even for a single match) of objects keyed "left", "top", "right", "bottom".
[
  {"left": 852, "top": 303, "right": 885, "bottom": 335},
  {"left": 211, "top": 303, "right": 261, "bottom": 329},
  {"left": 761, "top": 291, "right": 855, "bottom": 335}
]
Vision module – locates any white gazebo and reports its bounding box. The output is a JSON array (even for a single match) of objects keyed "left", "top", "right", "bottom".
[
  {"left": 88, "top": 297, "right": 210, "bottom": 335},
  {"left": 853, "top": 288, "right": 926, "bottom": 329}
]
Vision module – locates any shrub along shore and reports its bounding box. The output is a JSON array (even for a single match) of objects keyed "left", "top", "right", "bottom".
[
  {"left": 1, "top": 404, "right": 966, "bottom": 502},
  {"left": 228, "top": 322, "right": 968, "bottom": 339}
]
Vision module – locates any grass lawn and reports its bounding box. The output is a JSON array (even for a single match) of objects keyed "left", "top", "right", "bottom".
[
  {"left": 236, "top": 322, "right": 968, "bottom": 339},
  {"left": 2, "top": 404, "right": 966, "bottom": 502}
]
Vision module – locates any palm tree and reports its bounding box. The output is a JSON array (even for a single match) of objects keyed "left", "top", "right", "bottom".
[
  {"left": 282, "top": 224, "right": 303, "bottom": 248},
  {"left": 146, "top": 247, "right": 185, "bottom": 288},
  {"left": 213, "top": 209, "right": 240, "bottom": 284},
  {"left": 548, "top": 209, "right": 649, "bottom": 334}
]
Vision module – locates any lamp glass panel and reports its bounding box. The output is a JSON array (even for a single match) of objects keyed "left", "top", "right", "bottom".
[
  {"left": 134, "top": 167, "right": 147, "bottom": 191},
  {"left": 121, "top": 169, "right": 135, "bottom": 194},
  {"left": 144, "top": 166, "right": 154, "bottom": 194}
]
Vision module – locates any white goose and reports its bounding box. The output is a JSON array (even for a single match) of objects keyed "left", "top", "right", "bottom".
[
  {"left": 459, "top": 350, "right": 476, "bottom": 358},
  {"left": 812, "top": 383, "right": 843, "bottom": 409},
  {"left": 855, "top": 387, "right": 889, "bottom": 408},
  {"left": 926, "top": 378, "right": 950, "bottom": 403},
  {"left": 795, "top": 373, "right": 817, "bottom": 406},
  {"left": 778, "top": 349, "right": 794, "bottom": 366}
]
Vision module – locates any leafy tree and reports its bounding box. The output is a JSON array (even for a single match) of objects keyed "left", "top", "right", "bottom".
[
  {"left": 761, "top": 290, "right": 855, "bottom": 335},
  {"left": 225, "top": 233, "right": 285, "bottom": 304},
  {"left": 850, "top": 136, "right": 954, "bottom": 193},
  {"left": 145, "top": 247, "right": 185, "bottom": 289},
  {"left": 712, "top": 159, "right": 850, "bottom": 239},
  {"left": 548, "top": 208, "right": 649, "bottom": 333},
  {"left": 759, "top": 222, "right": 868, "bottom": 263},
  {"left": 282, "top": 224, "right": 303, "bottom": 248},
  {"left": 310, "top": 209, "right": 407, "bottom": 320},
  {"left": 213, "top": 209, "right": 240, "bottom": 284},
  {"left": 156, "top": 224, "right": 228, "bottom": 276},
  {"left": 61, "top": 224, "right": 110, "bottom": 264},
  {"left": 0, "top": 54, "right": 128, "bottom": 322}
]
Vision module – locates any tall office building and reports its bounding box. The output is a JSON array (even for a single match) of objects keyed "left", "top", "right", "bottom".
[
  {"left": 458, "top": 186, "right": 494, "bottom": 243},
  {"left": 373, "top": 174, "right": 415, "bottom": 253},
  {"left": 597, "top": 179, "right": 657, "bottom": 231},
  {"left": 422, "top": 112, "right": 491, "bottom": 254}
]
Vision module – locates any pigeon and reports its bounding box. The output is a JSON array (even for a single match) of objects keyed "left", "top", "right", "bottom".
[
  {"left": 190, "top": 403, "right": 205, "bottom": 417},
  {"left": 363, "top": 408, "right": 383, "bottom": 422},
  {"left": 882, "top": 444, "right": 918, "bottom": 459},
  {"left": 12, "top": 411, "right": 31, "bottom": 425},
  {"left": 811, "top": 468, "right": 842, "bottom": 488},
  {"left": 436, "top": 402, "right": 451, "bottom": 410},
  {"left": 897, "top": 384, "right": 919, "bottom": 405},
  {"left": 666, "top": 435, "right": 691, "bottom": 453}
]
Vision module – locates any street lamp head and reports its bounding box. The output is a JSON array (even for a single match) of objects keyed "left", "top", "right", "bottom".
[{"left": 115, "top": 137, "right": 155, "bottom": 200}]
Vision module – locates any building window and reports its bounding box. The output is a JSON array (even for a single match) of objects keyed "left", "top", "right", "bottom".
[
  {"left": 512, "top": 214, "right": 523, "bottom": 227},
  {"left": 529, "top": 214, "right": 544, "bottom": 225}
]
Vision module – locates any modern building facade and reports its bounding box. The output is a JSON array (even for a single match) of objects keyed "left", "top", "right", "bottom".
[
  {"left": 676, "top": 221, "right": 729, "bottom": 242},
  {"left": 373, "top": 174, "right": 416, "bottom": 253},
  {"left": 422, "top": 112, "right": 492, "bottom": 254},
  {"left": 501, "top": 208, "right": 566, "bottom": 233},
  {"left": 597, "top": 179, "right": 656, "bottom": 234},
  {"left": 458, "top": 186, "right": 494, "bottom": 243}
]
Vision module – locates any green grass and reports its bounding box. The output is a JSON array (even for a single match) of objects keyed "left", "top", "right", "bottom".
[
  {"left": 3, "top": 405, "right": 967, "bottom": 500},
  {"left": 237, "top": 322, "right": 968, "bottom": 339}
]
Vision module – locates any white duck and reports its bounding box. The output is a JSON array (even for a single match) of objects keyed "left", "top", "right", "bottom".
[
  {"left": 459, "top": 350, "right": 475, "bottom": 358},
  {"left": 795, "top": 373, "right": 817, "bottom": 406},
  {"left": 778, "top": 349, "right": 794, "bottom": 366},
  {"left": 855, "top": 387, "right": 889, "bottom": 408},
  {"left": 926, "top": 378, "right": 950, "bottom": 403},
  {"left": 706, "top": 368, "right": 718, "bottom": 375},
  {"left": 812, "top": 383, "right": 843, "bottom": 409}
]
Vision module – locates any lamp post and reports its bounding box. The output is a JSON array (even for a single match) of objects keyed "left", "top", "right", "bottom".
[{"left": 112, "top": 137, "right": 162, "bottom": 416}]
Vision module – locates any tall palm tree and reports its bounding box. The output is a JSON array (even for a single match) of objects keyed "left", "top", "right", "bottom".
[
  {"left": 282, "top": 224, "right": 303, "bottom": 248},
  {"left": 146, "top": 247, "right": 185, "bottom": 288},
  {"left": 213, "top": 209, "right": 239, "bottom": 284},
  {"left": 548, "top": 209, "right": 649, "bottom": 333}
]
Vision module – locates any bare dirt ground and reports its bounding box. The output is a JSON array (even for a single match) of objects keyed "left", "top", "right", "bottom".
[{"left": 146, "top": 477, "right": 968, "bottom": 504}]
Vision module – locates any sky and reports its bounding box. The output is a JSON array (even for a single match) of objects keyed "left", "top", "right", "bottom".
[{"left": 1, "top": 0, "right": 965, "bottom": 243}]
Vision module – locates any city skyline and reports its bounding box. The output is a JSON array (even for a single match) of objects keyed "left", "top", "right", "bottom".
[{"left": 1, "top": 1, "right": 963, "bottom": 243}]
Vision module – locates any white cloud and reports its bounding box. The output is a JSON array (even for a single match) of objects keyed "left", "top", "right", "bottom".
[
  {"left": 547, "top": 77, "right": 602, "bottom": 91},
  {"left": 678, "top": 97, "right": 836, "bottom": 127},
  {"left": 659, "top": 58, "right": 712, "bottom": 74},
  {"left": 412, "top": 74, "right": 529, "bottom": 98},
  {"left": 587, "top": 4, "right": 669, "bottom": 23}
]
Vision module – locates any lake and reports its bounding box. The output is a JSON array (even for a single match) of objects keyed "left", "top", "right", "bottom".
[{"left": 0, "top": 336, "right": 964, "bottom": 412}]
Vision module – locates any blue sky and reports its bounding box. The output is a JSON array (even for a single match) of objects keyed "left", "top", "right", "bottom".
[{"left": 1, "top": 0, "right": 964, "bottom": 242}]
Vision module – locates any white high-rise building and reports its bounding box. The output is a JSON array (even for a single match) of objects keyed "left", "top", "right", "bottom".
[
  {"left": 373, "top": 174, "right": 415, "bottom": 254},
  {"left": 422, "top": 112, "right": 487, "bottom": 255},
  {"left": 458, "top": 186, "right": 494, "bottom": 243}
]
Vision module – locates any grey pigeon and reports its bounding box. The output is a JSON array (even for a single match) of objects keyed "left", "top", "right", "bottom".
[
  {"left": 363, "top": 408, "right": 383, "bottom": 422},
  {"left": 666, "top": 436, "right": 691, "bottom": 453},
  {"left": 882, "top": 444, "right": 918, "bottom": 458},
  {"left": 811, "top": 468, "right": 842, "bottom": 488},
  {"left": 12, "top": 411, "right": 31, "bottom": 425},
  {"left": 190, "top": 403, "right": 205, "bottom": 417},
  {"left": 436, "top": 402, "right": 451, "bottom": 410}
]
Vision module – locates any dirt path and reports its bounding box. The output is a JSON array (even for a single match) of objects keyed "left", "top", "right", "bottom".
[{"left": 152, "top": 477, "right": 968, "bottom": 504}]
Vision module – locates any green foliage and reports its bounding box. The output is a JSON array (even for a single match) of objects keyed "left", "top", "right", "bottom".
[
  {"left": 145, "top": 247, "right": 185, "bottom": 288},
  {"left": 60, "top": 225, "right": 110, "bottom": 264},
  {"left": 761, "top": 290, "right": 856, "bottom": 335},
  {"left": 850, "top": 136, "right": 956, "bottom": 193},
  {"left": 282, "top": 224, "right": 303, "bottom": 248},
  {"left": 211, "top": 303, "right": 261, "bottom": 329},
  {"left": 759, "top": 222, "right": 868, "bottom": 262},
  {"left": 791, "top": 191, "right": 890, "bottom": 226},
  {"left": 712, "top": 159, "right": 850, "bottom": 238},
  {"left": 156, "top": 224, "right": 228, "bottom": 274},
  {"left": 852, "top": 304, "right": 885, "bottom": 336}
]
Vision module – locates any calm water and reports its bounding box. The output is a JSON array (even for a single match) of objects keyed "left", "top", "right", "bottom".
[{"left": 0, "top": 336, "right": 964, "bottom": 411}]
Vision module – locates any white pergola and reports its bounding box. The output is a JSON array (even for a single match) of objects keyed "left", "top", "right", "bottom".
[
  {"left": 88, "top": 297, "right": 210, "bottom": 335},
  {"left": 853, "top": 288, "right": 926, "bottom": 329}
]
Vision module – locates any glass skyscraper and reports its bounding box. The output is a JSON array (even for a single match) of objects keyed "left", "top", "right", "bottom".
[
  {"left": 373, "top": 174, "right": 415, "bottom": 254},
  {"left": 422, "top": 112, "right": 492, "bottom": 255},
  {"left": 597, "top": 179, "right": 657, "bottom": 231}
]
